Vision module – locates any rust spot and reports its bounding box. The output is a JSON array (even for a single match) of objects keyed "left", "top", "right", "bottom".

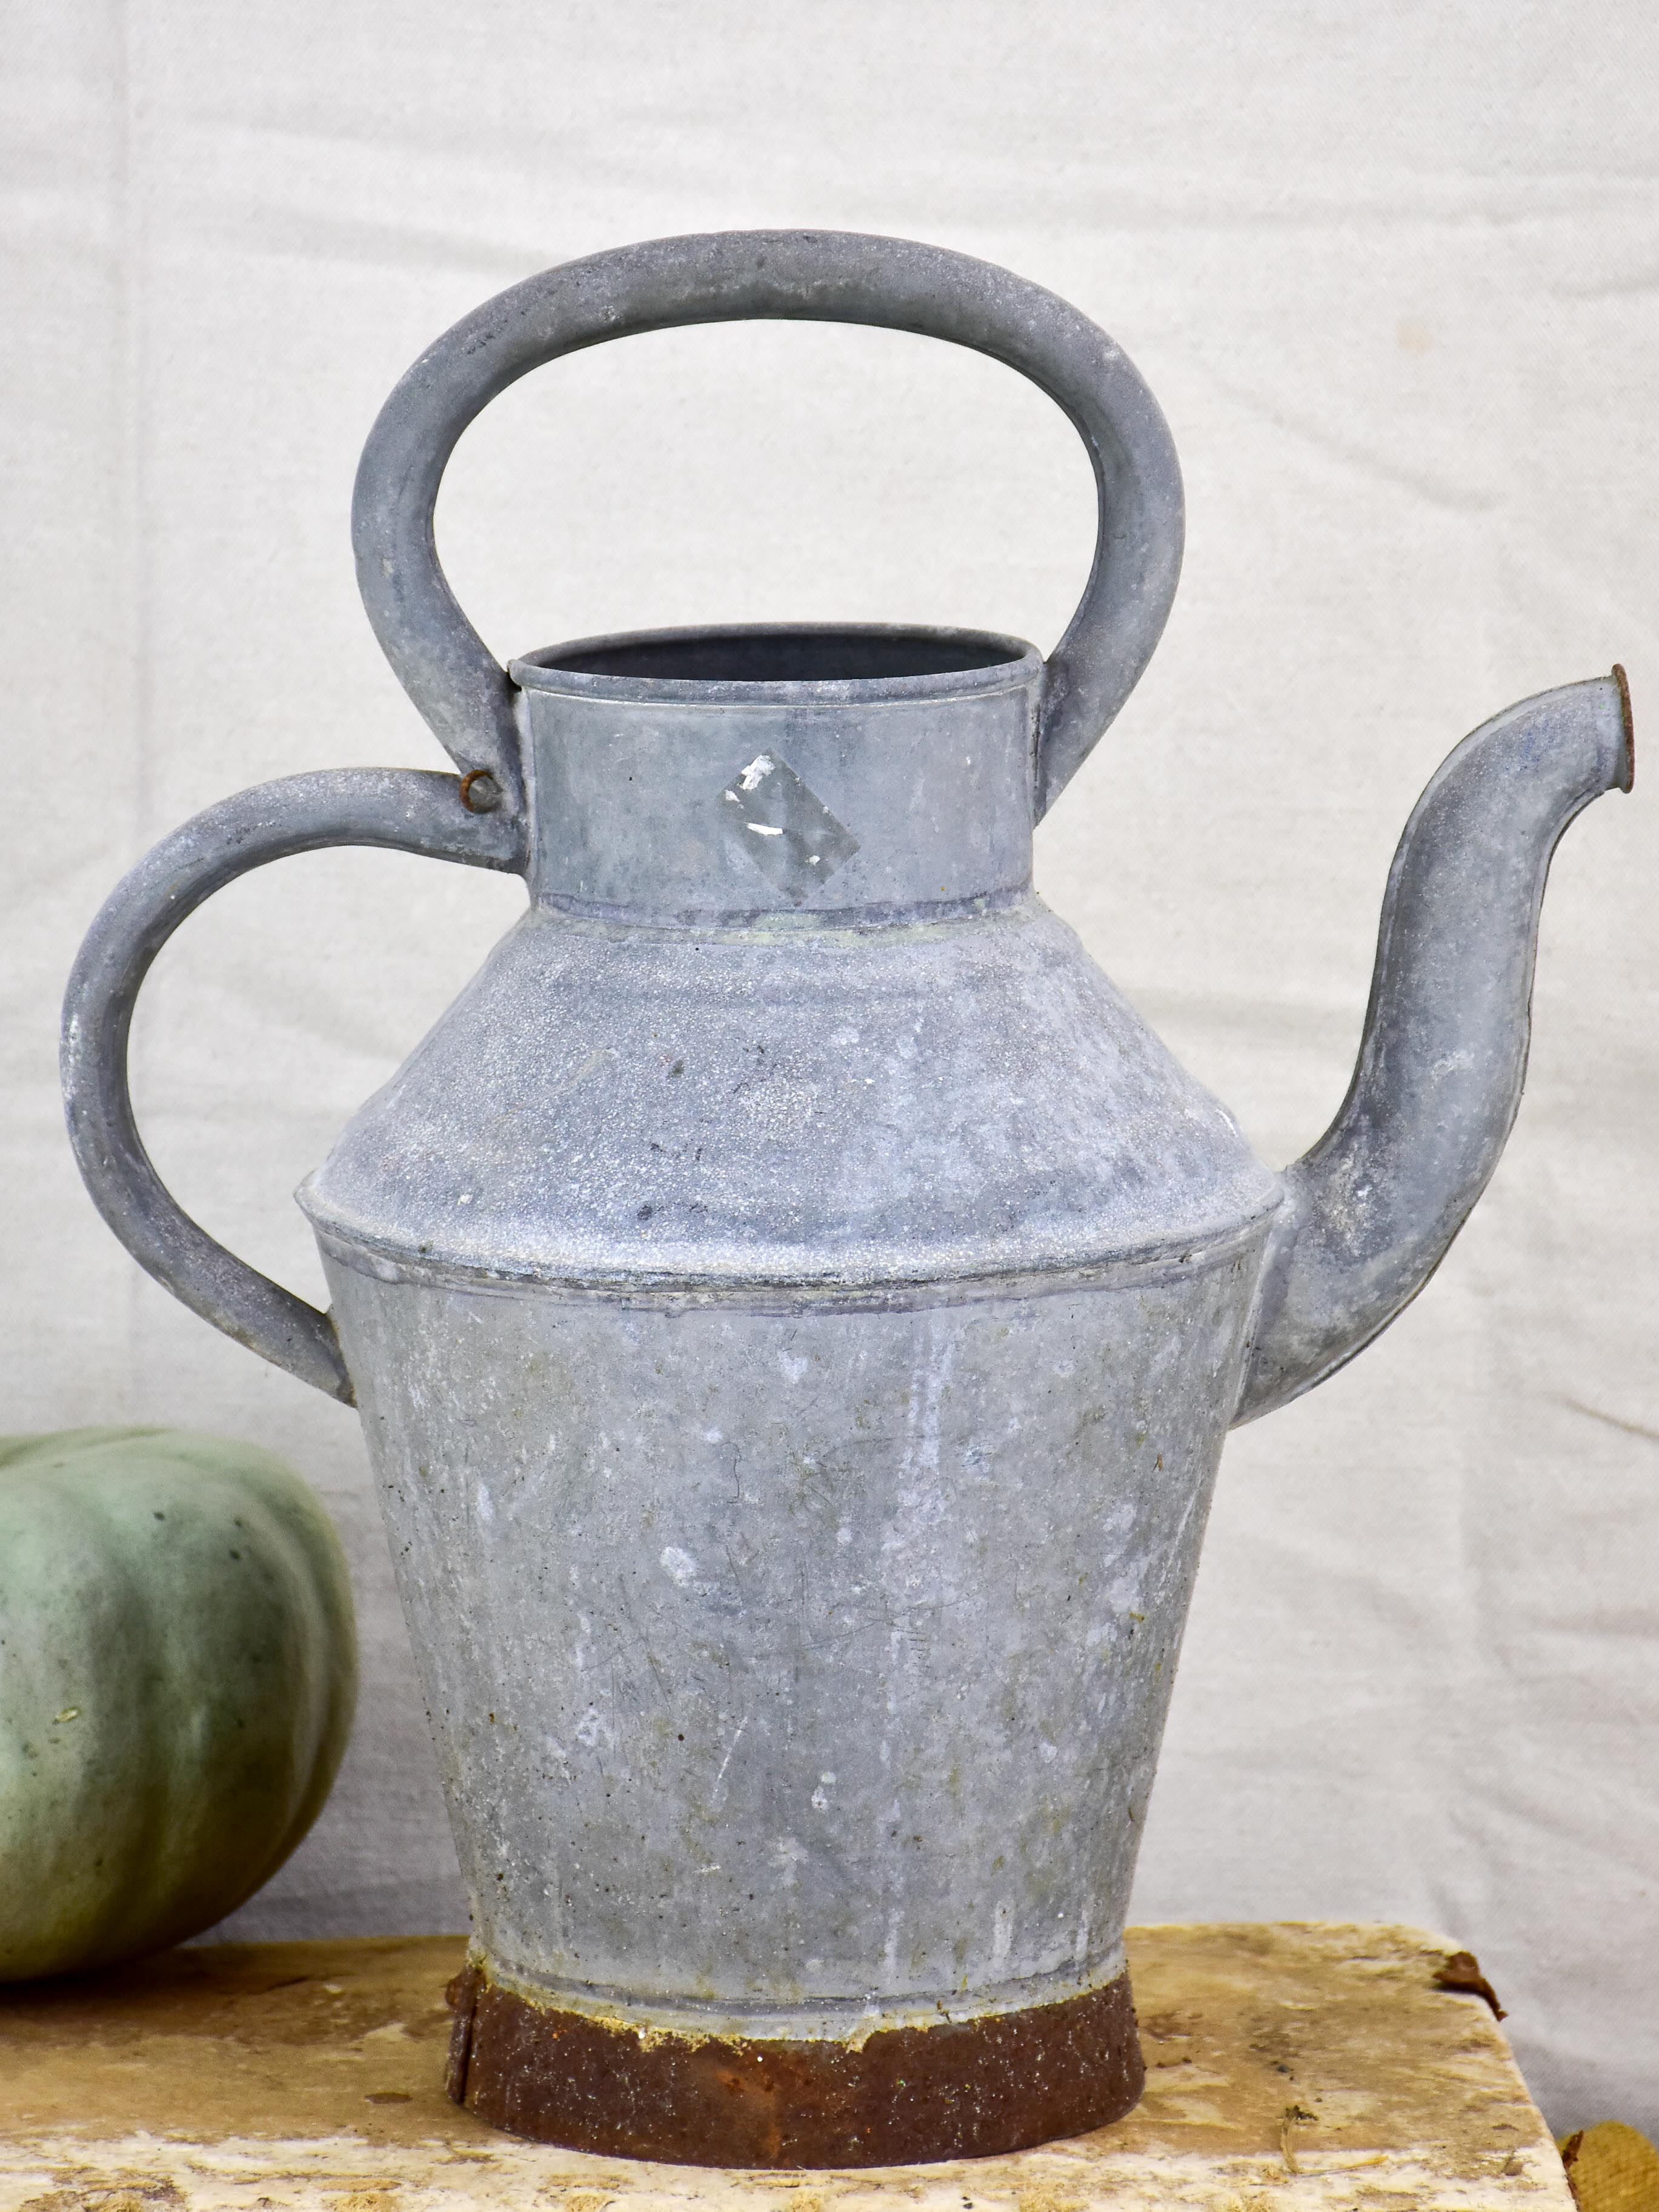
[
  {"left": 1613, "top": 664, "right": 1635, "bottom": 792},
  {"left": 444, "top": 1961, "right": 479, "bottom": 2102},
  {"left": 445, "top": 1961, "right": 1143, "bottom": 2167},
  {"left": 1432, "top": 1949, "right": 1506, "bottom": 2019},
  {"left": 459, "top": 768, "right": 503, "bottom": 814}
]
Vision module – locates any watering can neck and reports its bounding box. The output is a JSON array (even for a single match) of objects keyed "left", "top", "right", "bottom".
[{"left": 510, "top": 623, "right": 1046, "bottom": 926}]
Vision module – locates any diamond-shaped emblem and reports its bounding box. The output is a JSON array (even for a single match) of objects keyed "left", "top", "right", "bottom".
[{"left": 719, "top": 752, "right": 860, "bottom": 905}]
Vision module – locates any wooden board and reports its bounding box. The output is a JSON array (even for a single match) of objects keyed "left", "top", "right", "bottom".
[{"left": 0, "top": 1922, "right": 1569, "bottom": 2212}]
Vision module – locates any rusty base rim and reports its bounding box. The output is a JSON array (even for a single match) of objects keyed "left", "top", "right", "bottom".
[{"left": 445, "top": 1959, "right": 1145, "bottom": 2168}]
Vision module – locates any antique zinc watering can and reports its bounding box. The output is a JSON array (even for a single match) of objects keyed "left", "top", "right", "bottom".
[{"left": 63, "top": 232, "right": 1631, "bottom": 2168}]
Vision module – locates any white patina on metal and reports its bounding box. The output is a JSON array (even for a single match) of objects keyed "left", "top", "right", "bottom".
[{"left": 61, "top": 231, "right": 1631, "bottom": 2167}]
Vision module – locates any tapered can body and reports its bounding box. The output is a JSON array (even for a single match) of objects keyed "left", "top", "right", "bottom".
[{"left": 298, "top": 628, "right": 1282, "bottom": 2162}]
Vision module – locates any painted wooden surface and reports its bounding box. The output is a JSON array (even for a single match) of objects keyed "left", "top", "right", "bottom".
[{"left": 0, "top": 1922, "right": 1568, "bottom": 2212}]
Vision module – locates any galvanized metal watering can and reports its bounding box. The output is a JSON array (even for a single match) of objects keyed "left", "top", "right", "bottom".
[{"left": 64, "top": 232, "right": 1631, "bottom": 2168}]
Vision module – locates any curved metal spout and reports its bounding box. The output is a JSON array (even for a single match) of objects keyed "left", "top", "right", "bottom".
[{"left": 1235, "top": 672, "right": 1632, "bottom": 1425}]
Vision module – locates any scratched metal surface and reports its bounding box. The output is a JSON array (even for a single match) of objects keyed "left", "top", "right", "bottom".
[
  {"left": 325, "top": 1257, "right": 1257, "bottom": 2033},
  {"left": 296, "top": 897, "right": 1280, "bottom": 1294},
  {"left": 301, "top": 614, "right": 1274, "bottom": 2042}
]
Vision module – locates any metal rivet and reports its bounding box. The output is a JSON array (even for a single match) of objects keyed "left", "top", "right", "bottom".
[{"left": 460, "top": 769, "right": 502, "bottom": 814}]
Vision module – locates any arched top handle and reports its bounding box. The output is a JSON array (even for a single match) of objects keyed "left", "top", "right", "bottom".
[{"left": 352, "top": 230, "right": 1184, "bottom": 822}]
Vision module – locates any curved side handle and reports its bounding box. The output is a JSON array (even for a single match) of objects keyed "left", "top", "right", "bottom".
[
  {"left": 62, "top": 769, "right": 527, "bottom": 1403},
  {"left": 353, "top": 228, "right": 1185, "bottom": 820}
]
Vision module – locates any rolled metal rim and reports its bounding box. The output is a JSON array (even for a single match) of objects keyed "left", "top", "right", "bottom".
[{"left": 510, "top": 620, "right": 1045, "bottom": 707}]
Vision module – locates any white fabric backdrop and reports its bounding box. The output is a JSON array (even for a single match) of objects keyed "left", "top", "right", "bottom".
[{"left": 5, "top": 0, "right": 1657, "bottom": 2135}]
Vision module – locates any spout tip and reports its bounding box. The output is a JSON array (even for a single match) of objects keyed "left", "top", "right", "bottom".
[{"left": 1613, "top": 663, "right": 1635, "bottom": 792}]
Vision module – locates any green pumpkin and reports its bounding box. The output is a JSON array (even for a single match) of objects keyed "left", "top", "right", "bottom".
[{"left": 0, "top": 1427, "right": 357, "bottom": 1980}]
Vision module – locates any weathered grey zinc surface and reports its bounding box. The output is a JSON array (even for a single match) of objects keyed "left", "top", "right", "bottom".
[
  {"left": 514, "top": 626, "right": 1041, "bottom": 920},
  {"left": 326, "top": 1267, "right": 1257, "bottom": 2031},
  {"left": 61, "top": 230, "right": 1629, "bottom": 2153},
  {"left": 1238, "top": 673, "right": 1632, "bottom": 1419}
]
